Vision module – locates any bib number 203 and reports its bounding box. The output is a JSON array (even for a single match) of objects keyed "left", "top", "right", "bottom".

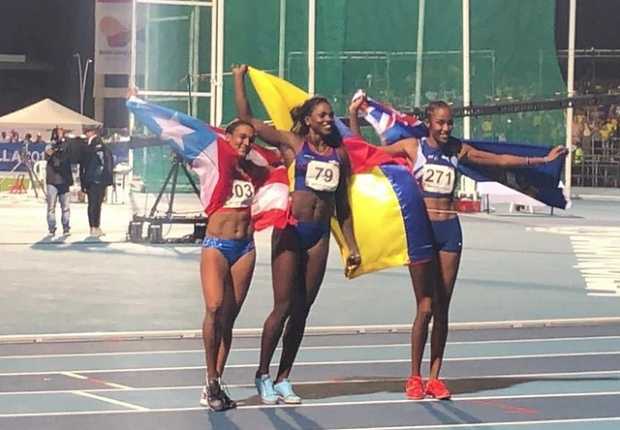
[{"left": 224, "top": 180, "right": 254, "bottom": 208}]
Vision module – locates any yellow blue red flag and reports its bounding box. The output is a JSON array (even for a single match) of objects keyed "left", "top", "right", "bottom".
[{"left": 247, "top": 67, "right": 432, "bottom": 278}]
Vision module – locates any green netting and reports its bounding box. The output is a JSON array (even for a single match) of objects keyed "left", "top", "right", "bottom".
[
  {"left": 133, "top": 0, "right": 566, "bottom": 191},
  {"left": 469, "top": 0, "right": 566, "bottom": 145},
  {"left": 134, "top": 3, "right": 212, "bottom": 192}
]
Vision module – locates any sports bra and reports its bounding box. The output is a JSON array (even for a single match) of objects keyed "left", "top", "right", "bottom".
[
  {"left": 222, "top": 169, "right": 255, "bottom": 209},
  {"left": 290, "top": 141, "right": 341, "bottom": 193},
  {"left": 412, "top": 137, "right": 460, "bottom": 198}
]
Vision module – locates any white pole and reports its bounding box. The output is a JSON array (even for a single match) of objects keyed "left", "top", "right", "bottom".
[
  {"left": 129, "top": 0, "right": 138, "bottom": 90},
  {"left": 74, "top": 53, "right": 84, "bottom": 114},
  {"left": 129, "top": 0, "right": 138, "bottom": 197},
  {"left": 565, "top": 0, "right": 576, "bottom": 200},
  {"left": 414, "top": 0, "right": 425, "bottom": 108},
  {"left": 215, "top": 0, "right": 224, "bottom": 125},
  {"left": 209, "top": 0, "right": 217, "bottom": 125},
  {"left": 308, "top": 0, "right": 316, "bottom": 95},
  {"left": 82, "top": 59, "right": 93, "bottom": 116},
  {"left": 278, "top": 0, "right": 287, "bottom": 78},
  {"left": 461, "top": 0, "right": 476, "bottom": 199},
  {"left": 462, "top": 0, "right": 471, "bottom": 140}
]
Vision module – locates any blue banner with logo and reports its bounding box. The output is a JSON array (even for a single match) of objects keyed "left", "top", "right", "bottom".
[
  {"left": 0, "top": 142, "right": 46, "bottom": 172},
  {"left": 0, "top": 141, "right": 129, "bottom": 172}
]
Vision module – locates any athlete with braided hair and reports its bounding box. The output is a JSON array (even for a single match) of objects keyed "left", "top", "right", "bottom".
[{"left": 233, "top": 65, "right": 361, "bottom": 404}]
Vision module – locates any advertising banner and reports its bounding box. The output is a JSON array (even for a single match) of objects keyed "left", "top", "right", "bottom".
[{"left": 95, "top": 0, "right": 132, "bottom": 75}]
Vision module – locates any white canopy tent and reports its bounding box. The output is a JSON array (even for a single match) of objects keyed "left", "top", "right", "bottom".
[{"left": 0, "top": 98, "right": 101, "bottom": 140}]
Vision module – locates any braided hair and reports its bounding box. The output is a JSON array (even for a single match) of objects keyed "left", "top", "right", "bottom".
[{"left": 290, "top": 96, "right": 341, "bottom": 146}]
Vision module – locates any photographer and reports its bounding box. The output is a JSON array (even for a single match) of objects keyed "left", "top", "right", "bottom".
[
  {"left": 45, "top": 127, "right": 72, "bottom": 236},
  {"left": 80, "top": 125, "right": 113, "bottom": 237}
]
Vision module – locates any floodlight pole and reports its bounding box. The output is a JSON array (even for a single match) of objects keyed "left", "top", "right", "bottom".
[{"left": 73, "top": 53, "right": 93, "bottom": 115}]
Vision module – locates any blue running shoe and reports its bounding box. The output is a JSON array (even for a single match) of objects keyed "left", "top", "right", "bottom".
[
  {"left": 274, "top": 379, "right": 302, "bottom": 404},
  {"left": 255, "top": 374, "right": 278, "bottom": 405}
]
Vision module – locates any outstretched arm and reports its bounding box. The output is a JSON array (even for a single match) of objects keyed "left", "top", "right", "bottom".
[
  {"left": 347, "top": 96, "right": 366, "bottom": 137},
  {"left": 460, "top": 144, "right": 566, "bottom": 167},
  {"left": 379, "top": 137, "right": 419, "bottom": 164},
  {"left": 232, "top": 65, "right": 298, "bottom": 151}
]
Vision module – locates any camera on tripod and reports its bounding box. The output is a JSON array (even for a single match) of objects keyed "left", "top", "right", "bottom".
[{"left": 51, "top": 140, "right": 64, "bottom": 152}]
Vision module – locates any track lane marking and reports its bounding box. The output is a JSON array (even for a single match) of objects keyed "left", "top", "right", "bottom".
[
  {"left": 2, "top": 350, "right": 620, "bottom": 376},
  {"left": 4, "top": 335, "right": 620, "bottom": 359},
  {"left": 1, "top": 391, "right": 620, "bottom": 418},
  {"left": 71, "top": 391, "right": 149, "bottom": 411}
]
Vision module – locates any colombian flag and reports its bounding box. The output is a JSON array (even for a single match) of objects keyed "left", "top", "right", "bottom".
[{"left": 247, "top": 67, "right": 432, "bottom": 278}]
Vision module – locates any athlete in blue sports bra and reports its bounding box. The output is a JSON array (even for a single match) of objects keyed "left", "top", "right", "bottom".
[
  {"left": 234, "top": 64, "right": 361, "bottom": 405},
  {"left": 198, "top": 120, "right": 262, "bottom": 412},
  {"left": 354, "top": 98, "right": 565, "bottom": 400}
]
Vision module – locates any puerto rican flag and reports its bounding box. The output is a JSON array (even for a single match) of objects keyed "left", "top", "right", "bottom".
[
  {"left": 352, "top": 90, "right": 427, "bottom": 145},
  {"left": 126, "top": 96, "right": 290, "bottom": 229}
]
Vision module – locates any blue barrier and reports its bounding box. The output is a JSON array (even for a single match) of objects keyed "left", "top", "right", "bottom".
[{"left": 0, "top": 141, "right": 129, "bottom": 172}]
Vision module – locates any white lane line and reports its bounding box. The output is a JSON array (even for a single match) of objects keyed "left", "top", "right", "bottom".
[
  {"left": 97, "top": 381, "right": 132, "bottom": 390},
  {"left": 71, "top": 391, "right": 149, "bottom": 411},
  {"left": 325, "top": 416, "right": 620, "bottom": 430},
  {"left": 1, "top": 369, "right": 620, "bottom": 396},
  {"left": 1, "top": 391, "right": 620, "bottom": 418},
  {"left": 4, "top": 335, "right": 620, "bottom": 360},
  {"left": 3, "top": 316, "right": 620, "bottom": 344},
  {"left": 60, "top": 371, "right": 131, "bottom": 390},
  {"left": 61, "top": 372, "right": 87, "bottom": 380},
  {"left": 2, "top": 350, "right": 620, "bottom": 377}
]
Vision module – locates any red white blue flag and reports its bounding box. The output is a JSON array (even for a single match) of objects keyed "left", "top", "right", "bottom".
[{"left": 126, "top": 96, "right": 290, "bottom": 229}]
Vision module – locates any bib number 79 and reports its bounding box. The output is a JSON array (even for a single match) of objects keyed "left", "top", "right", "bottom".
[{"left": 306, "top": 160, "right": 340, "bottom": 191}]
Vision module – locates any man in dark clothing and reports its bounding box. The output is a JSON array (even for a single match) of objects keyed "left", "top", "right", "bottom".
[
  {"left": 45, "top": 127, "right": 73, "bottom": 235},
  {"left": 80, "top": 126, "right": 113, "bottom": 237}
]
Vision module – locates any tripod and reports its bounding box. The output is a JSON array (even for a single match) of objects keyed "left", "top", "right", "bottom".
[
  {"left": 0, "top": 143, "right": 46, "bottom": 198},
  {"left": 148, "top": 152, "right": 201, "bottom": 218}
]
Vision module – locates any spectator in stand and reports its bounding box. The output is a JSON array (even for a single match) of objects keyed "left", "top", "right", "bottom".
[
  {"left": 80, "top": 125, "right": 113, "bottom": 237},
  {"left": 44, "top": 127, "right": 72, "bottom": 236},
  {"left": 572, "top": 114, "right": 584, "bottom": 148},
  {"left": 9, "top": 130, "right": 19, "bottom": 143},
  {"left": 0, "top": 131, "right": 7, "bottom": 143},
  {"left": 573, "top": 142, "right": 584, "bottom": 166},
  {"left": 35, "top": 133, "right": 43, "bottom": 144}
]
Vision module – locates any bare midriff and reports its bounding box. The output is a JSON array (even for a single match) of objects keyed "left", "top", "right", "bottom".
[
  {"left": 290, "top": 190, "right": 334, "bottom": 225},
  {"left": 424, "top": 196, "right": 458, "bottom": 222},
  {"left": 206, "top": 208, "right": 253, "bottom": 239}
]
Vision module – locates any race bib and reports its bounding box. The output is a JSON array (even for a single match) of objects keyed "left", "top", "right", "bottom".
[
  {"left": 223, "top": 180, "right": 255, "bottom": 208},
  {"left": 305, "top": 160, "right": 340, "bottom": 192},
  {"left": 421, "top": 164, "right": 455, "bottom": 194}
]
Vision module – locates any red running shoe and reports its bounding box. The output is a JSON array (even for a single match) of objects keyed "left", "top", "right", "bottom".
[
  {"left": 425, "top": 378, "right": 451, "bottom": 400},
  {"left": 405, "top": 375, "right": 425, "bottom": 400}
]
